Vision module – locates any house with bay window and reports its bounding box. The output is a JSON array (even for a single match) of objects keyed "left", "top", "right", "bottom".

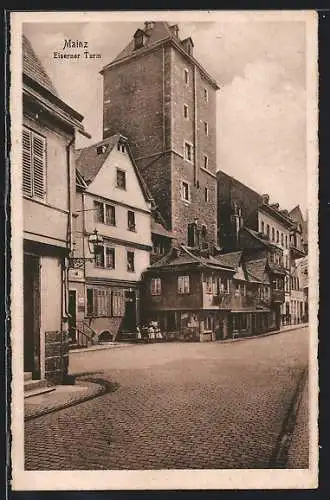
[
  {"left": 70, "top": 134, "right": 152, "bottom": 343},
  {"left": 142, "top": 244, "right": 276, "bottom": 342},
  {"left": 142, "top": 245, "right": 236, "bottom": 341},
  {"left": 22, "top": 35, "right": 88, "bottom": 384}
]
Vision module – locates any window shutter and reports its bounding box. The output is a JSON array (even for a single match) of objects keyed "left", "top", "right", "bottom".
[
  {"left": 32, "top": 134, "right": 46, "bottom": 198},
  {"left": 22, "top": 129, "right": 32, "bottom": 196}
]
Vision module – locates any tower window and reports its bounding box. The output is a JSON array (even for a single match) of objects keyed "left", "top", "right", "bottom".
[
  {"left": 203, "top": 155, "right": 208, "bottom": 170},
  {"left": 184, "top": 69, "right": 189, "bottom": 85},
  {"left": 183, "top": 104, "right": 189, "bottom": 119},
  {"left": 184, "top": 141, "right": 193, "bottom": 162},
  {"left": 204, "top": 88, "right": 208, "bottom": 102},
  {"left": 181, "top": 181, "right": 190, "bottom": 202},
  {"left": 204, "top": 121, "right": 208, "bottom": 136},
  {"left": 204, "top": 187, "right": 209, "bottom": 202}
]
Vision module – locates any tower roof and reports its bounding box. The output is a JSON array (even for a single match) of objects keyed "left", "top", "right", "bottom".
[{"left": 100, "top": 21, "right": 219, "bottom": 89}]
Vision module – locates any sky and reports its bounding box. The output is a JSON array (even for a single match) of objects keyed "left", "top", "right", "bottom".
[{"left": 23, "top": 18, "right": 307, "bottom": 214}]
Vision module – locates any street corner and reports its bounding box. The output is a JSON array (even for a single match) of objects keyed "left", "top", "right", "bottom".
[{"left": 24, "top": 376, "right": 108, "bottom": 421}]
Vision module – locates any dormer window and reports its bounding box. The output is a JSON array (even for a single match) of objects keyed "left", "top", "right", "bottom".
[
  {"left": 117, "top": 141, "right": 126, "bottom": 153},
  {"left": 96, "top": 144, "right": 107, "bottom": 155},
  {"left": 134, "top": 30, "right": 146, "bottom": 50},
  {"left": 182, "top": 37, "right": 194, "bottom": 56}
]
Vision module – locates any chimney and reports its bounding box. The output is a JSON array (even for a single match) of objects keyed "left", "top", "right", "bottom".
[
  {"left": 181, "top": 37, "right": 194, "bottom": 56},
  {"left": 144, "top": 21, "right": 154, "bottom": 32},
  {"left": 262, "top": 194, "right": 269, "bottom": 205},
  {"left": 169, "top": 24, "right": 179, "bottom": 38}
]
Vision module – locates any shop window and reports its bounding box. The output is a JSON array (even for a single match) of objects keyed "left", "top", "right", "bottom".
[
  {"left": 112, "top": 290, "right": 125, "bottom": 316},
  {"left": 205, "top": 316, "right": 212, "bottom": 331}
]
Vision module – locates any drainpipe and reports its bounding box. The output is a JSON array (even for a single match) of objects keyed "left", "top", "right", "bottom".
[
  {"left": 67, "top": 136, "right": 75, "bottom": 254},
  {"left": 193, "top": 65, "right": 198, "bottom": 187},
  {"left": 63, "top": 136, "right": 75, "bottom": 320}
]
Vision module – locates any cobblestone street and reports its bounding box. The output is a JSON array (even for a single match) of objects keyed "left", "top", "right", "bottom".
[{"left": 24, "top": 327, "right": 309, "bottom": 470}]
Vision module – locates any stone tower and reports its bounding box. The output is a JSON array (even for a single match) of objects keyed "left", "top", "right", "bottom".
[{"left": 101, "top": 21, "right": 219, "bottom": 248}]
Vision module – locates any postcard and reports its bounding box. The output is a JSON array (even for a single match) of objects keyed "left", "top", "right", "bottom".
[{"left": 10, "top": 10, "right": 318, "bottom": 490}]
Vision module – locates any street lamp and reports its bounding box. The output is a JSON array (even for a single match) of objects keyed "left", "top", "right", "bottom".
[
  {"left": 68, "top": 229, "right": 104, "bottom": 269},
  {"left": 87, "top": 229, "right": 104, "bottom": 255}
]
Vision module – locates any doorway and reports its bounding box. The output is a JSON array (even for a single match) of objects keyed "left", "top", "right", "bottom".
[
  {"left": 24, "top": 254, "right": 41, "bottom": 379},
  {"left": 68, "top": 290, "right": 77, "bottom": 343},
  {"left": 121, "top": 290, "right": 137, "bottom": 332}
]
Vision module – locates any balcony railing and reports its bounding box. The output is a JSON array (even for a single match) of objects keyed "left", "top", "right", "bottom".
[{"left": 211, "top": 293, "right": 271, "bottom": 311}]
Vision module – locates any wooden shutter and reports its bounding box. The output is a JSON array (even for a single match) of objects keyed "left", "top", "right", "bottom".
[
  {"left": 22, "top": 129, "right": 32, "bottom": 196},
  {"left": 32, "top": 133, "right": 46, "bottom": 198}
]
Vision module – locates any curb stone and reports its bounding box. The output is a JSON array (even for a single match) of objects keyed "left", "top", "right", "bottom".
[
  {"left": 24, "top": 377, "right": 110, "bottom": 421},
  {"left": 216, "top": 324, "right": 309, "bottom": 345}
]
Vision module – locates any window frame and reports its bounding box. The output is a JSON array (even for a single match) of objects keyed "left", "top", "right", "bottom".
[
  {"left": 184, "top": 141, "right": 194, "bottom": 163},
  {"left": 204, "top": 87, "right": 208, "bottom": 103},
  {"left": 116, "top": 168, "right": 127, "bottom": 190},
  {"left": 203, "top": 121, "right": 209, "bottom": 136},
  {"left": 178, "top": 275, "right": 190, "bottom": 294},
  {"left": 127, "top": 250, "right": 135, "bottom": 272},
  {"left": 127, "top": 210, "right": 136, "bottom": 232},
  {"left": 181, "top": 180, "right": 191, "bottom": 203},
  {"left": 184, "top": 68, "right": 189, "bottom": 85},
  {"left": 150, "top": 277, "right": 161, "bottom": 296},
  {"left": 22, "top": 126, "right": 47, "bottom": 200},
  {"left": 202, "top": 154, "right": 209, "bottom": 170},
  {"left": 95, "top": 244, "right": 116, "bottom": 269}
]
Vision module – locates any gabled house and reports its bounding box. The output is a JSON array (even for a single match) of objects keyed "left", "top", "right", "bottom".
[
  {"left": 142, "top": 244, "right": 277, "bottom": 342},
  {"left": 289, "top": 205, "right": 307, "bottom": 259},
  {"left": 22, "top": 35, "right": 89, "bottom": 383},
  {"left": 71, "top": 134, "right": 152, "bottom": 342},
  {"left": 150, "top": 207, "right": 174, "bottom": 264},
  {"left": 214, "top": 251, "right": 276, "bottom": 335},
  {"left": 142, "top": 245, "right": 236, "bottom": 342},
  {"left": 238, "top": 227, "right": 286, "bottom": 328}
]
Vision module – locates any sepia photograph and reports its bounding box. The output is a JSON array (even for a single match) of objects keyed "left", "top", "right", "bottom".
[{"left": 10, "top": 10, "right": 318, "bottom": 490}]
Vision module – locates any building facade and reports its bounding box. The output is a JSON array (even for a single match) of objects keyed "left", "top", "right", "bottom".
[
  {"left": 216, "top": 170, "right": 308, "bottom": 326},
  {"left": 142, "top": 244, "right": 277, "bottom": 341},
  {"left": 70, "top": 134, "right": 152, "bottom": 343},
  {"left": 101, "top": 21, "right": 219, "bottom": 248},
  {"left": 23, "top": 35, "right": 88, "bottom": 382}
]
